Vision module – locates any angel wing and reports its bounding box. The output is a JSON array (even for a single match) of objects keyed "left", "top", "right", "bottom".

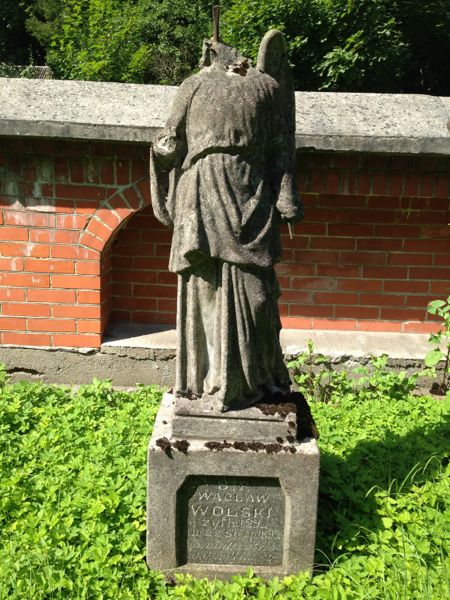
[{"left": 256, "top": 29, "right": 289, "bottom": 82}]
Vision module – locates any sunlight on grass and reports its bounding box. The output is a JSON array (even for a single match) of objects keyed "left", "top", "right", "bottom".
[{"left": 0, "top": 363, "right": 448, "bottom": 599}]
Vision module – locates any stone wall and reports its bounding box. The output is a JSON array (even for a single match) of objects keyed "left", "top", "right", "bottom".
[{"left": 0, "top": 79, "right": 449, "bottom": 351}]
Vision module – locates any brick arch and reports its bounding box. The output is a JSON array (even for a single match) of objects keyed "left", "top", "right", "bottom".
[{"left": 78, "top": 177, "right": 150, "bottom": 252}]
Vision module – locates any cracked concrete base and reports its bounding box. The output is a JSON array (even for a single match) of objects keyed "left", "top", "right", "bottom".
[{"left": 0, "top": 324, "right": 437, "bottom": 387}]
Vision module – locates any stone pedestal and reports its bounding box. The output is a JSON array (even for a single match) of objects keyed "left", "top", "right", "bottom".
[{"left": 146, "top": 393, "right": 320, "bottom": 580}]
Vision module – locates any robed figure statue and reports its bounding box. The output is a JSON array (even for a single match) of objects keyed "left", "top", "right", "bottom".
[{"left": 150, "top": 25, "right": 303, "bottom": 411}]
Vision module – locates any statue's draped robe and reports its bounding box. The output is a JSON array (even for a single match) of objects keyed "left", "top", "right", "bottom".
[{"left": 151, "top": 66, "right": 302, "bottom": 410}]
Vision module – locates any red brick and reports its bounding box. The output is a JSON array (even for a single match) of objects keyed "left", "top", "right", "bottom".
[
  {"left": 352, "top": 210, "right": 393, "bottom": 224},
  {"left": 24, "top": 259, "right": 75, "bottom": 273},
  {"left": 372, "top": 172, "right": 387, "bottom": 195},
  {"left": 56, "top": 214, "right": 89, "bottom": 229},
  {"left": 52, "top": 274, "right": 101, "bottom": 289},
  {"left": 3, "top": 332, "right": 51, "bottom": 346},
  {"left": 276, "top": 263, "right": 316, "bottom": 276},
  {"left": 120, "top": 187, "right": 141, "bottom": 212},
  {"left": 133, "top": 284, "right": 176, "bottom": 298},
  {"left": 404, "top": 173, "right": 420, "bottom": 196},
  {"left": 0, "top": 257, "right": 23, "bottom": 271},
  {"left": 338, "top": 279, "right": 382, "bottom": 292},
  {"left": 402, "top": 322, "right": 441, "bottom": 333},
  {"left": 357, "top": 238, "right": 403, "bottom": 251},
  {"left": 298, "top": 223, "right": 327, "bottom": 236},
  {"left": 77, "top": 320, "right": 102, "bottom": 334},
  {"left": 314, "top": 292, "right": 358, "bottom": 305},
  {"left": 388, "top": 172, "right": 404, "bottom": 195},
  {"left": 87, "top": 218, "right": 113, "bottom": 239},
  {"left": 3, "top": 303, "right": 51, "bottom": 317},
  {"left": 361, "top": 293, "right": 405, "bottom": 306},
  {"left": 289, "top": 305, "right": 334, "bottom": 318},
  {"left": 434, "top": 254, "right": 450, "bottom": 266},
  {"left": 4, "top": 211, "right": 56, "bottom": 228},
  {"left": 312, "top": 318, "right": 357, "bottom": 331},
  {"left": 0, "top": 288, "right": 26, "bottom": 301},
  {"left": 77, "top": 261, "right": 101, "bottom": 275},
  {"left": 136, "top": 179, "right": 151, "bottom": 205},
  {"left": 316, "top": 264, "right": 361, "bottom": 277},
  {"left": 292, "top": 277, "right": 336, "bottom": 291},
  {"left": 328, "top": 224, "right": 373, "bottom": 237},
  {"left": 53, "top": 305, "right": 101, "bottom": 318},
  {"left": 325, "top": 170, "right": 341, "bottom": 194},
  {"left": 280, "top": 291, "right": 314, "bottom": 303},
  {"left": 132, "top": 312, "right": 174, "bottom": 325},
  {"left": 409, "top": 266, "right": 450, "bottom": 280},
  {"left": 0, "top": 272, "right": 50, "bottom": 287},
  {"left": 280, "top": 317, "right": 312, "bottom": 329},
  {"left": 79, "top": 232, "right": 105, "bottom": 251},
  {"left": 55, "top": 184, "right": 105, "bottom": 201},
  {"left": 132, "top": 161, "right": 147, "bottom": 181},
  {"left": 28, "top": 318, "right": 75, "bottom": 332},
  {"left": 373, "top": 224, "right": 421, "bottom": 238},
  {"left": 388, "top": 253, "right": 433, "bottom": 266},
  {"left": 430, "top": 281, "right": 450, "bottom": 294},
  {"left": 117, "top": 270, "right": 158, "bottom": 285},
  {"left": 419, "top": 174, "right": 435, "bottom": 197},
  {"left": 28, "top": 289, "right": 76, "bottom": 303},
  {"left": 0, "top": 316, "right": 26, "bottom": 329},
  {"left": 363, "top": 266, "right": 407, "bottom": 279},
  {"left": 335, "top": 306, "right": 379, "bottom": 319},
  {"left": 357, "top": 320, "right": 402, "bottom": 332},
  {"left": 404, "top": 239, "right": 449, "bottom": 253},
  {"left": 341, "top": 251, "right": 386, "bottom": 265},
  {"left": 357, "top": 172, "right": 371, "bottom": 194},
  {"left": 53, "top": 334, "right": 101, "bottom": 348},
  {"left": 29, "top": 229, "right": 53, "bottom": 243},
  {"left": 119, "top": 297, "right": 158, "bottom": 310},
  {"left": 101, "top": 161, "right": 115, "bottom": 184},
  {"left": 384, "top": 280, "right": 429, "bottom": 293},
  {"left": 367, "top": 196, "right": 400, "bottom": 210},
  {"left": 435, "top": 174, "right": 449, "bottom": 199},
  {"left": 405, "top": 295, "right": 433, "bottom": 308},
  {"left": 51, "top": 245, "right": 99, "bottom": 260},
  {"left": 53, "top": 230, "right": 80, "bottom": 244},
  {"left": 157, "top": 299, "right": 177, "bottom": 312},
  {"left": 78, "top": 290, "right": 101, "bottom": 304},
  {"left": 380, "top": 308, "right": 426, "bottom": 321},
  {"left": 70, "top": 159, "right": 84, "bottom": 182},
  {"left": 116, "top": 160, "right": 130, "bottom": 185},
  {"left": 157, "top": 271, "right": 177, "bottom": 285},
  {"left": 421, "top": 225, "right": 449, "bottom": 239},
  {"left": 0, "top": 227, "right": 28, "bottom": 241}
]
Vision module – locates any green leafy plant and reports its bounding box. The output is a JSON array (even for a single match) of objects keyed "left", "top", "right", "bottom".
[
  {"left": 0, "top": 374, "right": 448, "bottom": 598},
  {"left": 424, "top": 296, "right": 450, "bottom": 395},
  {"left": 288, "top": 342, "right": 418, "bottom": 404}
]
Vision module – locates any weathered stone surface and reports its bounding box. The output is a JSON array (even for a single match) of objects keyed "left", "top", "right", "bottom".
[
  {"left": 151, "top": 30, "right": 300, "bottom": 410},
  {"left": 172, "top": 396, "right": 297, "bottom": 442},
  {"left": 178, "top": 476, "right": 285, "bottom": 566},
  {"left": 146, "top": 393, "right": 320, "bottom": 579},
  {"left": 1, "top": 78, "right": 449, "bottom": 154}
]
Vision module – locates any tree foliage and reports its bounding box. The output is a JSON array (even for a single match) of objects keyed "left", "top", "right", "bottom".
[{"left": 3, "top": 0, "right": 449, "bottom": 93}]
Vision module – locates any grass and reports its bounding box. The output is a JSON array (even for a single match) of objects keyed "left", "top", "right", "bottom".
[{"left": 0, "top": 364, "right": 448, "bottom": 599}]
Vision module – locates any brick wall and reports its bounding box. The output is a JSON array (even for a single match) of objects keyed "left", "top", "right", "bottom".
[
  {"left": 0, "top": 138, "right": 449, "bottom": 349},
  {"left": 0, "top": 139, "right": 149, "bottom": 347},
  {"left": 110, "top": 151, "right": 449, "bottom": 334}
]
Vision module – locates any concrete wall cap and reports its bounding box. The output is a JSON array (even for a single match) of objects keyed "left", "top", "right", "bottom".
[{"left": 0, "top": 78, "right": 449, "bottom": 154}]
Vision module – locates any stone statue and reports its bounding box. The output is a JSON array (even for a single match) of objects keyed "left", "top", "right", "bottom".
[{"left": 150, "top": 11, "right": 303, "bottom": 411}]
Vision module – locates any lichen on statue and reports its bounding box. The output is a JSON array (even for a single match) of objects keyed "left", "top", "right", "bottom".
[{"left": 150, "top": 29, "right": 303, "bottom": 411}]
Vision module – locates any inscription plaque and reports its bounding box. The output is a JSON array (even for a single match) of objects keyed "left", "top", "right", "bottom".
[{"left": 177, "top": 476, "right": 285, "bottom": 566}]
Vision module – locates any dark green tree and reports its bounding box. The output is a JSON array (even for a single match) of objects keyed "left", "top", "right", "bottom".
[{"left": 0, "top": 0, "right": 43, "bottom": 64}]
